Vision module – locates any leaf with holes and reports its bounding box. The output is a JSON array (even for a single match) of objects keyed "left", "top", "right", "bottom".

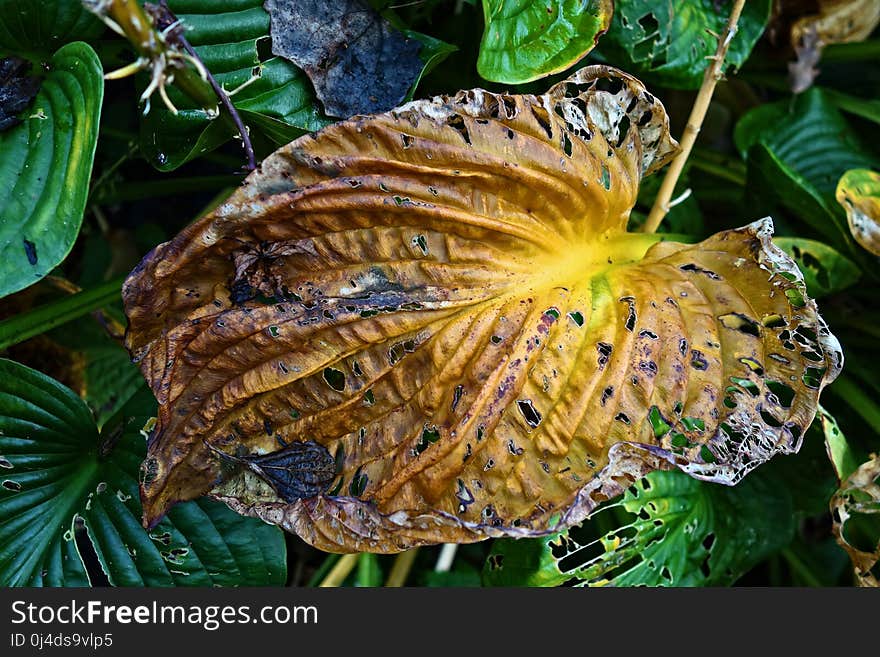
[
  {"left": 831, "top": 453, "right": 880, "bottom": 587},
  {"left": 836, "top": 169, "right": 880, "bottom": 256},
  {"left": 600, "top": 0, "right": 772, "bottom": 89},
  {"left": 773, "top": 237, "right": 861, "bottom": 298},
  {"left": 123, "top": 66, "right": 841, "bottom": 553},
  {"left": 0, "top": 360, "right": 287, "bottom": 586},
  {"left": 477, "top": 0, "right": 612, "bottom": 84},
  {"left": 482, "top": 467, "right": 794, "bottom": 586},
  {"left": 0, "top": 41, "right": 102, "bottom": 299}
]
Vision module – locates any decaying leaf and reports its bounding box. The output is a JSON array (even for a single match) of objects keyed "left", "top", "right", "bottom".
[
  {"left": 123, "top": 65, "right": 842, "bottom": 553},
  {"left": 831, "top": 454, "right": 880, "bottom": 586},
  {"left": 836, "top": 168, "right": 880, "bottom": 256},
  {"left": 263, "top": 0, "right": 424, "bottom": 118},
  {"left": 788, "top": 0, "right": 880, "bottom": 92},
  {"left": 0, "top": 56, "right": 41, "bottom": 132}
]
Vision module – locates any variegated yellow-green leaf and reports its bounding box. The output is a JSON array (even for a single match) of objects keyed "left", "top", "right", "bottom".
[
  {"left": 123, "top": 66, "right": 841, "bottom": 553},
  {"left": 836, "top": 169, "right": 880, "bottom": 256},
  {"left": 477, "top": 0, "right": 612, "bottom": 84}
]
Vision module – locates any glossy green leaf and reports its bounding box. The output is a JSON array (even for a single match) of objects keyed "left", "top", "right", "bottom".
[
  {"left": 774, "top": 237, "right": 861, "bottom": 298},
  {"left": 0, "top": 0, "right": 103, "bottom": 54},
  {"left": 139, "top": 0, "right": 329, "bottom": 171},
  {"left": 482, "top": 468, "right": 794, "bottom": 587},
  {"left": 818, "top": 406, "right": 860, "bottom": 483},
  {"left": 0, "top": 360, "right": 287, "bottom": 587},
  {"left": 0, "top": 41, "right": 103, "bottom": 299},
  {"left": 601, "top": 0, "right": 772, "bottom": 89},
  {"left": 735, "top": 89, "right": 880, "bottom": 252},
  {"left": 477, "top": 0, "right": 612, "bottom": 84}
]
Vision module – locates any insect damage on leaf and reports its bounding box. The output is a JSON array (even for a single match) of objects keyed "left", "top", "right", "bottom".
[
  {"left": 123, "top": 65, "right": 842, "bottom": 553},
  {"left": 831, "top": 453, "right": 880, "bottom": 587},
  {"left": 0, "top": 56, "right": 42, "bottom": 132},
  {"left": 263, "top": 0, "right": 423, "bottom": 118}
]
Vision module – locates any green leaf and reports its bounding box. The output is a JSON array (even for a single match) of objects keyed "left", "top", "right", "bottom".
[
  {"left": 139, "top": 0, "right": 329, "bottom": 171},
  {"left": 0, "top": 276, "right": 124, "bottom": 351},
  {"left": 482, "top": 469, "right": 794, "bottom": 587},
  {"left": 773, "top": 237, "right": 861, "bottom": 298},
  {"left": 735, "top": 89, "right": 880, "bottom": 252},
  {"left": 818, "top": 406, "right": 860, "bottom": 483},
  {"left": 0, "top": 0, "right": 103, "bottom": 55},
  {"left": 601, "top": 0, "right": 772, "bottom": 89},
  {"left": 355, "top": 553, "right": 382, "bottom": 587},
  {"left": 0, "top": 360, "right": 287, "bottom": 587},
  {"left": 477, "top": 0, "right": 612, "bottom": 84},
  {"left": 0, "top": 41, "right": 103, "bottom": 299}
]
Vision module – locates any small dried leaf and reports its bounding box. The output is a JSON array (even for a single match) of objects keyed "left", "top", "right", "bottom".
[
  {"left": 835, "top": 168, "right": 880, "bottom": 256},
  {"left": 0, "top": 56, "right": 41, "bottom": 132},
  {"left": 789, "top": 0, "right": 880, "bottom": 92},
  {"left": 831, "top": 453, "right": 880, "bottom": 587},
  {"left": 264, "top": 0, "right": 423, "bottom": 118},
  {"left": 124, "top": 66, "right": 841, "bottom": 553}
]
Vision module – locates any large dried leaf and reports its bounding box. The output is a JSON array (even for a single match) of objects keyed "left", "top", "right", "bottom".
[
  {"left": 123, "top": 66, "right": 842, "bottom": 553},
  {"left": 836, "top": 169, "right": 880, "bottom": 256}
]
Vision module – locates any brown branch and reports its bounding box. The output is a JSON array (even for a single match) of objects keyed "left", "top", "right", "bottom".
[{"left": 642, "top": 0, "right": 747, "bottom": 234}]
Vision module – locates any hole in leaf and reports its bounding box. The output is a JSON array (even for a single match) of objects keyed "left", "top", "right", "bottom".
[{"left": 322, "top": 367, "right": 346, "bottom": 392}]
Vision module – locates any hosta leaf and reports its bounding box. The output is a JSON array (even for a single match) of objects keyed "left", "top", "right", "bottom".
[
  {"left": 0, "top": 360, "right": 287, "bottom": 586},
  {"left": 482, "top": 468, "right": 794, "bottom": 586},
  {"left": 835, "top": 169, "right": 880, "bottom": 256},
  {"left": 477, "top": 0, "right": 612, "bottom": 84},
  {"left": 123, "top": 66, "right": 841, "bottom": 553},
  {"left": 139, "top": 0, "right": 329, "bottom": 171},
  {"left": 0, "top": 41, "right": 103, "bottom": 299},
  {"left": 601, "top": 0, "right": 772, "bottom": 89},
  {"left": 736, "top": 88, "right": 879, "bottom": 252},
  {"left": 773, "top": 237, "right": 861, "bottom": 298},
  {"left": 0, "top": 0, "right": 103, "bottom": 55}
]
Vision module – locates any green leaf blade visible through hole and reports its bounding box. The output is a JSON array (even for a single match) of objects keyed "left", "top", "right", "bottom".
[
  {"left": 482, "top": 468, "right": 794, "bottom": 587},
  {"left": 477, "top": 0, "right": 612, "bottom": 84},
  {"left": 0, "top": 40, "right": 103, "bottom": 299},
  {"left": 0, "top": 360, "right": 287, "bottom": 587}
]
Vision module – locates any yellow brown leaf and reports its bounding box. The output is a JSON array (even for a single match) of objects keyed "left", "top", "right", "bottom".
[{"left": 123, "top": 66, "right": 842, "bottom": 552}]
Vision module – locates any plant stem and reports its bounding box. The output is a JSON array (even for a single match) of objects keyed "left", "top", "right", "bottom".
[
  {"left": 155, "top": 0, "right": 256, "bottom": 171},
  {"left": 318, "top": 553, "right": 358, "bottom": 587},
  {"left": 435, "top": 544, "right": 458, "bottom": 572},
  {"left": 642, "top": 0, "right": 747, "bottom": 233},
  {"left": 385, "top": 548, "right": 419, "bottom": 587},
  {"left": 0, "top": 276, "right": 125, "bottom": 351},
  {"left": 90, "top": 0, "right": 255, "bottom": 170}
]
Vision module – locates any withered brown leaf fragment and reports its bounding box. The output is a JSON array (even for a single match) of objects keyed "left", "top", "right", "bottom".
[
  {"left": 125, "top": 65, "right": 842, "bottom": 552},
  {"left": 831, "top": 454, "right": 880, "bottom": 587},
  {"left": 263, "top": 0, "right": 424, "bottom": 118}
]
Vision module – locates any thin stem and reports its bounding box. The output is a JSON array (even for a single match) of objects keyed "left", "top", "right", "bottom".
[
  {"left": 435, "top": 544, "right": 458, "bottom": 572},
  {"left": 0, "top": 276, "right": 125, "bottom": 351},
  {"left": 642, "top": 0, "right": 747, "bottom": 233},
  {"left": 385, "top": 548, "right": 419, "bottom": 587},
  {"left": 157, "top": 1, "right": 256, "bottom": 171},
  {"left": 318, "top": 553, "right": 359, "bottom": 587}
]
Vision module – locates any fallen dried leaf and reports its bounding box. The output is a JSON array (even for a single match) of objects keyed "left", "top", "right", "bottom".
[
  {"left": 831, "top": 453, "right": 880, "bottom": 587},
  {"left": 836, "top": 168, "right": 880, "bottom": 256},
  {"left": 264, "top": 0, "right": 424, "bottom": 118},
  {"left": 124, "top": 66, "right": 842, "bottom": 552}
]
